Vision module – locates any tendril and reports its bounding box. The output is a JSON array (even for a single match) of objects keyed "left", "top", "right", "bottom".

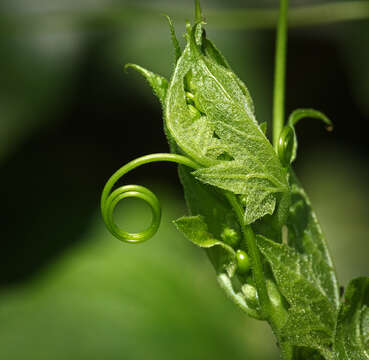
[
  {"left": 278, "top": 108, "right": 333, "bottom": 167},
  {"left": 101, "top": 153, "right": 200, "bottom": 244}
]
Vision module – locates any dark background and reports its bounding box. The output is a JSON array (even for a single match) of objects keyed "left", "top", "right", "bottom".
[{"left": 0, "top": 1, "right": 368, "bottom": 359}]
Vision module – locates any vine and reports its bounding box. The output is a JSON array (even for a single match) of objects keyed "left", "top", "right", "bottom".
[{"left": 100, "top": 1, "right": 369, "bottom": 359}]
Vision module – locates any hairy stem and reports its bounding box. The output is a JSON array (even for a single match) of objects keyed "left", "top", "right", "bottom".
[
  {"left": 273, "top": 0, "right": 289, "bottom": 149},
  {"left": 225, "top": 193, "right": 270, "bottom": 319}
]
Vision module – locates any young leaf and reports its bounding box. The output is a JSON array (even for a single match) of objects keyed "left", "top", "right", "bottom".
[
  {"left": 333, "top": 277, "right": 369, "bottom": 360},
  {"left": 165, "top": 23, "right": 289, "bottom": 224},
  {"left": 185, "top": 116, "right": 226, "bottom": 161},
  {"left": 287, "top": 171, "right": 340, "bottom": 309},
  {"left": 174, "top": 215, "right": 237, "bottom": 277},
  {"left": 165, "top": 44, "right": 216, "bottom": 166},
  {"left": 252, "top": 191, "right": 291, "bottom": 243},
  {"left": 193, "top": 160, "right": 288, "bottom": 225},
  {"left": 202, "top": 37, "right": 255, "bottom": 114},
  {"left": 174, "top": 215, "right": 235, "bottom": 256},
  {"left": 125, "top": 64, "right": 168, "bottom": 106},
  {"left": 176, "top": 165, "right": 241, "bottom": 275},
  {"left": 257, "top": 235, "right": 337, "bottom": 357}
]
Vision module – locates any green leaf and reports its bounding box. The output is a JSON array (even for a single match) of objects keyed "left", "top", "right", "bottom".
[
  {"left": 287, "top": 171, "right": 340, "bottom": 309},
  {"left": 125, "top": 63, "right": 168, "bottom": 106},
  {"left": 201, "top": 37, "right": 255, "bottom": 114},
  {"left": 186, "top": 116, "right": 227, "bottom": 161},
  {"left": 174, "top": 215, "right": 235, "bottom": 255},
  {"left": 177, "top": 165, "right": 241, "bottom": 275},
  {"left": 333, "top": 277, "right": 369, "bottom": 360},
  {"left": 193, "top": 160, "right": 288, "bottom": 225},
  {"left": 164, "top": 35, "right": 220, "bottom": 166},
  {"left": 257, "top": 235, "right": 337, "bottom": 357},
  {"left": 165, "top": 23, "right": 288, "bottom": 224},
  {"left": 252, "top": 191, "right": 291, "bottom": 243}
]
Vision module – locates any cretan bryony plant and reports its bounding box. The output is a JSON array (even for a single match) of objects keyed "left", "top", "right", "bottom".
[{"left": 100, "top": 1, "right": 369, "bottom": 359}]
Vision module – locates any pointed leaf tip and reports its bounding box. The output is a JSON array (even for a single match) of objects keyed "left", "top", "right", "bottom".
[
  {"left": 195, "top": 0, "right": 202, "bottom": 23},
  {"left": 162, "top": 14, "right": 181, "bottom": 62},
  {"left": 124, "top": 63, "right": 168, "bottom": 105}
]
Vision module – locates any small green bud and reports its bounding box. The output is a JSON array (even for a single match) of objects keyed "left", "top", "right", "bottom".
[
  {"left": 185, "top": 91, "right": 195, "bottom": 104},
  {"left": 236, "top": 249, "right": 250, "bottom": 274},
  {"left": 187, "top": 104, "right": 201, "bottom": 120},
  {"left": 239, "top": 195, "right": 247, "bottom": 207},
  {"left": 220, "top": 227, "right": 240, "bottom": 247},
  {"left": 241, "top": 284, "right": 258, "bottom": 307},
  {"left": 184, "top": 71, "right": 196, "bottom": 93},
  {"left": 266, "top": 280, "right": 282, "bottom": 308}
]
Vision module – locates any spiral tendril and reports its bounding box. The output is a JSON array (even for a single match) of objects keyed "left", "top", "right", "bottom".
[{"left": 101, "top": 153, "right": 200, "bottom": 244}]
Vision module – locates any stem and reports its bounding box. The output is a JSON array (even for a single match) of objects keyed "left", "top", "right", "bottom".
[
  {"left": 225, "top": 193, "right": 270, "bottom": 319},
  {"left": 273, "top": 0, "right": 289, "bottom": 150},
  {"left": 225, "top": 193, "right": 293, "bottom": 360},
  {"left": 271, "top": 2, "right": 295, "bottom": 357}
]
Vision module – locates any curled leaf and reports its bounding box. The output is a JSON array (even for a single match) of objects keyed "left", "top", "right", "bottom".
[{"left": 165, "top": 22, "right": 288, "bottom": 224}]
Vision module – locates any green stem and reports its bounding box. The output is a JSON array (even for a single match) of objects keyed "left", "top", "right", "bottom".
[
  {"left": 225, "top": 194, "right": 294, "bottom": 358},
  {"left": 225, "top": 193, "right": 270, "bottom": 319},
  {"left": 273, "top": 0, "right": 289, "bottom": 150}
]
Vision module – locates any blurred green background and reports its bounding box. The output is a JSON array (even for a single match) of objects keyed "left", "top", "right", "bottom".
[{"left": 0, "top": 1, "right": 368, "bottom": 359}]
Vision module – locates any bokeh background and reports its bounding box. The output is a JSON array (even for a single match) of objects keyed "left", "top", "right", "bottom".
[{"left": 0, "top": 0, "right": 368, "bottom": 359}]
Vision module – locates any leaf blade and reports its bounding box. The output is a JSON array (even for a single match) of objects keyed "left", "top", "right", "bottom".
[
  {"left": 287, "top": 171, "right": 340, "bottom": 308},
  {"left": 194, "top": 160, "right": 287, "bottom": 224},
  {"left": 333, "top": 277, "right": 369, "bottom": 360},
  {"left": 174, "top": 215, "right": 235, "bottom": 255},
  {"left": 165, "top": 23, "right": 289, "bottom": 224},
  {"left": 257, "top": 235, "right": 336, "bottom": 356}
]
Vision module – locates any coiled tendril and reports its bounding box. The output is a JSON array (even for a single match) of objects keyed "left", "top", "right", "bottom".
[
  {"left": 101, "top": 153, "right": 200, "bottom": 244},
  {"left": 278, "top": 108, "right": 333, "bottom": 167}
]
